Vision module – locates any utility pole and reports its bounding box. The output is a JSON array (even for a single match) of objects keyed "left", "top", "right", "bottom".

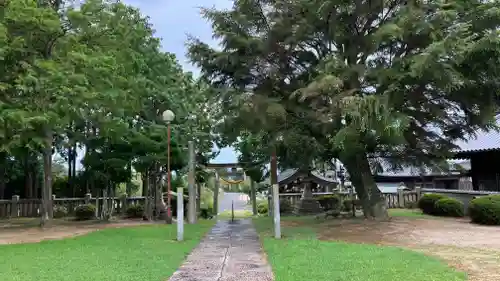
[
  {"left": 270, "top": 148, "right": 281, "bottom": 239},
  {"left": 187, "top": 141, "right": 197, "bottom": 224}
]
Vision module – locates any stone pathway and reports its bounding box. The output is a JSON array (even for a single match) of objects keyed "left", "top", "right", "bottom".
[{"left": 168, "top": 219, "right": 274, "bottom": 281}]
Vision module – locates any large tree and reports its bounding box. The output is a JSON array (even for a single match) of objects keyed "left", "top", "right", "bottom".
[
  {"left": 0, "top": 0, "right": 217, "bottom": 223},
  {"left": 188, "top": 0, "right": 500, "bottom": 219}
]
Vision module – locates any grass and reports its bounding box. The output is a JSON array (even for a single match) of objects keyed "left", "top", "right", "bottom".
[
  {"left": 389, "top": 208, "right": 443, "bottom": 219},
  {"left": 0, "top": 220, "right": 215, "bottom": 281},
  {"left": 253, "top": 217, "right": 466, "bottom": 281}
]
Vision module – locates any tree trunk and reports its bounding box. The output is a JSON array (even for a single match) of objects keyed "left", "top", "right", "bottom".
[
  {"left": 40, "top": 129, "right": 53, "bottom": 226},
  {"left": 68, "top": 146, "right": 73, "bottom": 196},
  {"left": 126, "top": 163, "right": 132, "bottom": 196},
  {"left": 342, "top": 153, "right": 388, "bottom": 220},
  {"left": 150, "top": 164, "right": 165, "bottom": 219},
  {"left": 24, "top": 152, "right": 33, "bottom": 198},
  {"left": 0, "top": 152, "right": 5, "bottom": 199},
  {"left": 142, "top": 171, "right": 152, "bottom": 220},
  {"left": 196, "top": 183, "right": 201, "bottom": 213},
  {"left": 150, "top": 167, "right": 158, "bottom": 218},
  {"left": 102, "top": 184, "right": 115, "bottom": 221},
  {"left": 72, "top": 145, "right": 76, "bottom": 194},
  {"left": 250, "top": 180, "right": 257, "bottom": 215},
  {"left": 102, "top": 187, "right": 108, "bottom": 220}
]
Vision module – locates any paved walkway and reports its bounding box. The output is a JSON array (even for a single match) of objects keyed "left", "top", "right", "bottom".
[{"left": 168, "top": 219, "right": 273, "bottom": 281}]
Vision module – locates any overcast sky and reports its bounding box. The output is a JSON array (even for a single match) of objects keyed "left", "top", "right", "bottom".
[{"left": 123, "top": 0, "right": 238, "bottom": 164}]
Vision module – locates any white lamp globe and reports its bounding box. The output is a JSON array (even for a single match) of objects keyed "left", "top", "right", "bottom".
[{"left": 162, "top": 109, "right": 175, "bottom": 122}]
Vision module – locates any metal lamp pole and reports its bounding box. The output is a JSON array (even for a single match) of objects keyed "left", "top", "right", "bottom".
[{"left": 163, "top": 110, "right": 175, "bottom": 224}]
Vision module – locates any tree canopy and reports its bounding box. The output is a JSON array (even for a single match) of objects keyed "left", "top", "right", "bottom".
[
  {"left": 188, "top": 0, "right": 500, "bottom": 218},
  {"left": 0, "top": 0, "right": 217, "bottom": 222}
]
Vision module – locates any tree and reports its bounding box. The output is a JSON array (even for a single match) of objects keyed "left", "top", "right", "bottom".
[
  {"left": 188, "top": 0, "right": 500, "bottom": 219},
  {"left": 0, "top": 0, "right": 218, "bottom": 223},
  {"left": 236, "top": 132, "right": 268, "bottom": 215}
]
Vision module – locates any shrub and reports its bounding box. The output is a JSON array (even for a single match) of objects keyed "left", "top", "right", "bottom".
[
  {"left": 317, "top": 195, "right": 341, "bottom": 211},
  {"left": 257, "top": 201, "right": 269, "bottom": 214},
  {"left": 469, "top": 195, "right": 500, "bottom": 225},
  {"left": 418, "top": 194, "right": 448, "bottom": 215},
  {"left": 200, "top": 207, "right": 214, "bottom": 219},
  {"left": 75, "top": 204, "right": 96, "bottom": 220},
  {"left": 169, "top": 196, "right": 188, "bottom": 217},
  {"left": 279, "top": 199, "right": 292, "bottom": 214},
  {"left": 125, "top": 204, "right": 144, "bottom": 218},
  {"left": 53, "top": 205, "right": 68, "bottom": 218},
  {"left": 434, "top": 198, "right": 464, "bottom": 217}
]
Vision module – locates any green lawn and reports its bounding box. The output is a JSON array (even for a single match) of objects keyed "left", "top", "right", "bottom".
[
  {"left": 0, "top": 221, "right": 214, "bottom": 281},
  {"left": 253, "top": 217, "right": 466, "bottom": 281},
  {"left": 388, "top": 208, "right": 436, "bottom": 218}
]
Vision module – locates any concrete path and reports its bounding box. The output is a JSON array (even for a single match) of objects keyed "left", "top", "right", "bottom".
[
  {"left": 218, "top": 192, "right": 250, "bottom": 214},
  {"left": 168, "top": 219, "right": 273, "bottom": 281}
]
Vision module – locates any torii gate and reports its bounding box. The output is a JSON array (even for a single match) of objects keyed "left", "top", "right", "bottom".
[{"left": 205, "top": 163, "right": 253, "bottom": 215}]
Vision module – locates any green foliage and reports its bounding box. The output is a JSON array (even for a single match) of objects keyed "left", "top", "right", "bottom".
[
  {"left": 170, "top": 195, "right": 188, "bottom": 217},
  {"left": 53, "top": 205, "right": 68, "bottom": 218},
  {"left": 469, "top": 195, "right": 500, "bottom": 225},
  {"left": 257, "top": 201, "right": 269, "bottom": 215},
  {"left": 279, "top": 199, "right": 293, "bottom": 214},
  {"left": 75, "top": 204, "right": 96, "bottom": 221},
  {"left": 433, "top": 198, "right": 464, "bottom": 217},
  {"left": 317, "top": 195, "right": 341, "bottom": 211},
  {"left": 125, "top": 204, "right": 144, "bottom": 219},
  {"left": 0, "top": 0, "right": 218, "bottom": 211},
  {"left": 418, "top": 194, "right": 448, "bottom": 215},
  {"left": 199, "top": 207, "right": 214, "bottom": 219},
  {"left": 188, "top": 0, "right": 500, "bottom": 218}
]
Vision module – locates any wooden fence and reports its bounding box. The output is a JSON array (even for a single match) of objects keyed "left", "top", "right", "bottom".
[
  {"left": 2, "top": 188, "right": 500, "bottom": 219},
  {"left": 278, "top": 188, "right": 500, "bottom": 211},
  {"left": 0, "top": 194, "right": 146, "bottom": 219}
]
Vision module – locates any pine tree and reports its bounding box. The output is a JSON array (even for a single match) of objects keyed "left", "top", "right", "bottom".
[{"left": 188, "top": 0, "right": 500, "bottom": 218}]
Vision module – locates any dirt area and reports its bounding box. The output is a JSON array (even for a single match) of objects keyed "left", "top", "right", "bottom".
[
  {"left": 0, "top": 219, "right": 152, "bottom": 245},
  {"left": 313, "top": 217, "right": 500, "bottom": 281}
]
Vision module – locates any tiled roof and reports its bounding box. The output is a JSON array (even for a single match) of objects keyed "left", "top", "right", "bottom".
[
  {"left": 277, "top": 169, "right": 298, "bottom": 183},
  {"left": 263, "top": 168, "right": 337, "bottom": 185},
  {"left": 454, "top": 115, "right": 500, "bottom": 153},
  {"left": 375, "top": 160, "right": 469, "bottom": 177}
]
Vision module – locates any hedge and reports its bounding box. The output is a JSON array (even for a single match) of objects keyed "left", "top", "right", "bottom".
[
  {"left": 469, "top": 195, "right": 500, "bottom": 225},
  {"left": 434, "top": 198, "right": 464, "bottom": 217},
  {"left": 317, "top": 195, "right": 341, "bottom": 211},
  {"left": 418, "top": 193, "right": 447, "bottom": 215}
]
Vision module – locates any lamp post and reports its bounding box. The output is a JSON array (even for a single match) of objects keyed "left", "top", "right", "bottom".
[{"left": 162, "top": 109, "right": 175, "bottom": 224}]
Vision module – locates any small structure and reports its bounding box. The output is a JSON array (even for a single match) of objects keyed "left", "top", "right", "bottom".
[
  {"left": 266, "top": 169, "right": 337, "bottom": 215},
  {"left": 453, "top": 116, "right": 500, "bottom": 191},
  {"left": 375, "top": 115, "right": 500, "bottom": 192},
  {"left": 372, "top": 161, "right": 470, "bottom": 192}
]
